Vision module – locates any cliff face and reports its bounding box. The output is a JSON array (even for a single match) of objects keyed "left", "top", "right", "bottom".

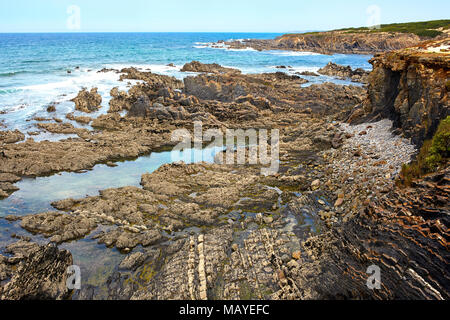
[
  {"left": 275, "top": 32, "right": 422, "bottom": 55},
  {"left": 351, "top": 38, "right": 449, "bottom": 147},
  {"left": 214, "top": 32, "right": 424, "bottom": 55}
]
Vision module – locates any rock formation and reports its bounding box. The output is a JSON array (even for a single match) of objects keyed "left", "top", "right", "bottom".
[
  {"left": 0, "top": 241, "right": 73, "bottom": 300},
  {"left": 212, "top": 31, "right": 423, "bottom": 55},
  {"left": 318, "top": 62, "right": 370, "bottom": 83},
  {"left": 349, "top": 38, "right": 449, "bottom": 147},
  {"left": 181, "top": 61, "right": 241, "bottom": 75},
  {"left": 71, "top": 88, "right": 102, "bottom": 113}
]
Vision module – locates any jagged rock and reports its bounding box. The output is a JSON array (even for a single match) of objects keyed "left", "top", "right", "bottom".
[
  {"left": 65, "top": 113, "right": 92, "bottom": 124},
  {"left": 298, "top": 71, "right": 319, "bottom": 76},
  {"left": 128, "top": 95, "right": 152, "bottom": 117},
  {"left": 119, "top": 67, "right": 183, "bottom": 89},
  {"left": 46, "top": 105, "right": 56, "bottom": 112},
  {"left": 181, "top": 61, "right": 241, "bottom": 75},
  {"left": 215, "top": 31, "right": 422, "bottom": 55},
  {"left": 71, "top": 88, "right": 102, "bottom": 113},
  {"left": 349, "top": 39, "right": 449, "bottom": 147},
  {"left": 20, "top": 211, "right": 97, "bottom": 244},
  {"left": 318, "top": 62, "right": 370, "bottom": 83},
  {"left": 0, "top": 129, "right": 25, "bottom": 144},
  {"left": 291, "top": 166, "right": 450, "bottom": 299},
  {"left": 0, "top": 242, "right": 73, "bottom": 300}
]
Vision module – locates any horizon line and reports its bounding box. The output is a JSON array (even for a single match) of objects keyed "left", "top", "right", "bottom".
[{"left": 0, "top": 31, "right": 315, "bottom": 34}]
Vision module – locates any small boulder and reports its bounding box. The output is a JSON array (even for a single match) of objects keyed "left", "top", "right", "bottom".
[{"left": 71, "top": 88, "right": 102, "bottom": 113}]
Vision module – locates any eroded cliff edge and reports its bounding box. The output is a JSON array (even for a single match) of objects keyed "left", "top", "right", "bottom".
[{"left": 349, "top": 38, "right": 449, "bottom": 147}]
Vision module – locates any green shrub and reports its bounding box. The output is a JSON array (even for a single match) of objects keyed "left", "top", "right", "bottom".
[
  {"left": 399, "top": 116, "right": 450, "bottom": 186},
  {"left": 337, "top": 20, "right": 450, "bottom": 38}
]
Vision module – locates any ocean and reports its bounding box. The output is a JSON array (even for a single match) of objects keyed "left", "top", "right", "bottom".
[{"left": 0, "top": 32, "right": 372, "bottom": 136}]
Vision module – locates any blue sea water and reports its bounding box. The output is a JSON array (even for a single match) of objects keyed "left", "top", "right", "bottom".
[{"left": 0, "top": 32, "right": 372, "bottom": 136}]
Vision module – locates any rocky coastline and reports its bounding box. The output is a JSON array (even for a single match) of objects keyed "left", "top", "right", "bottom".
[
  {"left": 208, "top": 21, "right": 450, "bottom": 55},
  {"left": 211, "top": 31, "right": 424, "bottom": 55},
  {"left": 0, "top": 39, "right": 449, "bottom": 300}
]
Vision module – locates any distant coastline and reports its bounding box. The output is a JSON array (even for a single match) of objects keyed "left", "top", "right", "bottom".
[{"left": 207, "top": 20, "right": 450, "bottom": 55}]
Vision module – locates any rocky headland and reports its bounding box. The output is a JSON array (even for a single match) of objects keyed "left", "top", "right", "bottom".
[
  {"left": 209, "top": 20, "right": 449, "bottom": 55},
  {"left": 0, "top": 38, "right": 449, "bottom": 300}
]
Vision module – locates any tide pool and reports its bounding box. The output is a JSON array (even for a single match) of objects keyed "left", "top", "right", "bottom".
[{"left": 0, "top": 146, "right": 223, "bottom": 216}]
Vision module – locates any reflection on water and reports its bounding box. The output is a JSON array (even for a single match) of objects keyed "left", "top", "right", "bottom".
[{"left": 0, "top": 146, "right": 223, "bottom": 217}]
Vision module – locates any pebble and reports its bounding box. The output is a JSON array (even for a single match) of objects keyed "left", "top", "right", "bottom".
[
  {"left": 292, "top": 251, "right": 301, "bottom": 260},
  {"left": 287, "top": 260, "right": 299, "bottom": 269},
  {"left": 334, "top": 198, "right": 344, "bottom": 207},
  {"left": 263, "top": 216, "right": 274, "bottom": 224},
  {"left": 311, "top": 179, "right": 320, "bottom": 190}
]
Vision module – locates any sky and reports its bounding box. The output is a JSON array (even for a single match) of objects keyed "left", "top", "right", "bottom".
[{"left": 0, "top": 0, "right": 449, "bottom": 33}]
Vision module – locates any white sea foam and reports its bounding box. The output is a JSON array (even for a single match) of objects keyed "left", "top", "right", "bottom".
[
  {"left": 228, "top": 47, "right": 258, "bottom": 52},
  {"left": 278, "top": 66, "right": 321, "bottom": 73},
  {"left": 266, "top": 50, "right": 322, "bottom": 56},
  {"left": 193, "top": 42, "right": 258, "bottom": 52}
]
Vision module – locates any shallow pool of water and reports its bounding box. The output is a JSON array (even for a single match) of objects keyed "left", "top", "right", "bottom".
[{"left": 0, "top": 146, "right": 223, "bottom": 217}]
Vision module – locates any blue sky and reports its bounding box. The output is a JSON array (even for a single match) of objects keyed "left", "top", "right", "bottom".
[{"left": 0, "top": 0, "right": 449, "bottom": 33}]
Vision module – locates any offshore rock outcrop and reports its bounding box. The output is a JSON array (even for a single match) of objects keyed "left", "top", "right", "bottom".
[
  {"left": 181, "top": 61, "right": 241, "bottom": 75},
  {"left": 349, "top": 38, "right": 449, "bottom": 147},
  {"left": 119, "top": 67, "right": 183, "bottom": 89},
  {"left": 71, "top": 88, "right": 102, "bottom": 113},
  {"left": 318, "top": 62, "right": 370, "bottom": 83}
]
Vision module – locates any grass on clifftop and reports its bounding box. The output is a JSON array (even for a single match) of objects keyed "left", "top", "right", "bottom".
[
  {"left": 339, "top": 20, "right": 450, "bottom": 38},
  {"left": 399, "top": 116, "right": 450, "bottom": 186},
  {"left": 286, "top": 20, "right": 450, "bottom": 38}
]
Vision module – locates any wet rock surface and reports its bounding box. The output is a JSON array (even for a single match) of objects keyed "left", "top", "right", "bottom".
[{"left": 0, "top": 129, "right": 25, "bottom": 144}]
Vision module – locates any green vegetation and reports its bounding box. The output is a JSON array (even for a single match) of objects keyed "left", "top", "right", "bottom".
[
  {"left": 399, "top": 116, "right": 450, "bottom": 186},
  {"left": 338, "top": 20, "right": 450, "bottom": 38},
  {"left": 284, "top": 20, "right": 450, "bottom": 39}
]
